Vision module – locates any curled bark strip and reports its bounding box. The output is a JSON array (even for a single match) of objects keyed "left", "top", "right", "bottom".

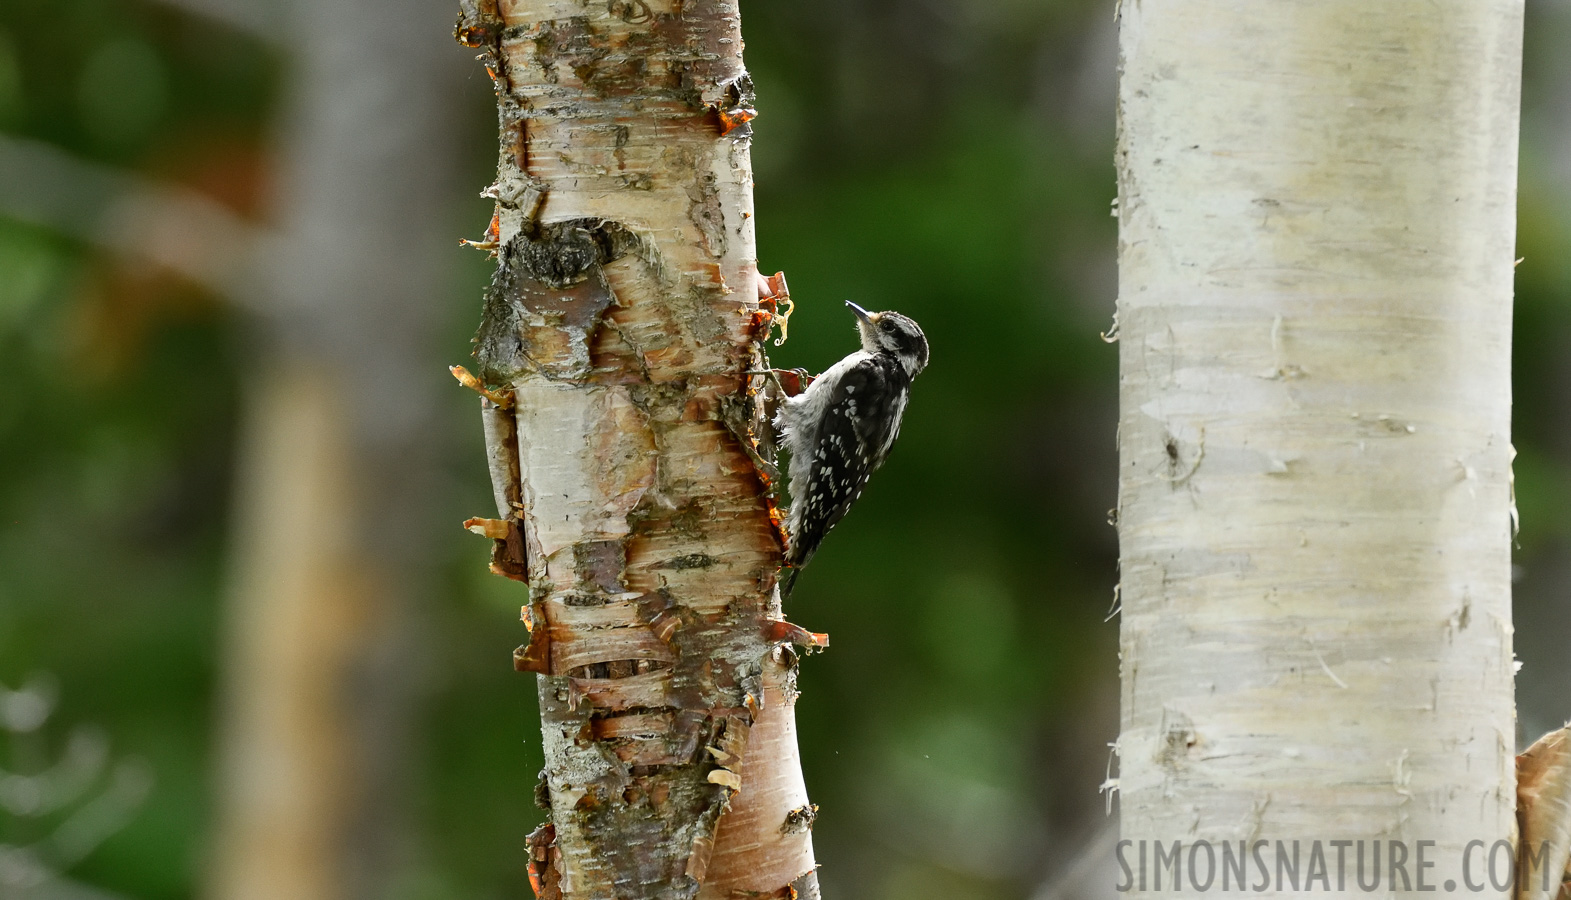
[
  {"left": 611, "top": 740, "right": 690, "bottom": 768},
  {"left": 686, "top": 834, "right": 716, "bottom": 883},
  {"left": 716, "top": 107, "right": 757, "bottom": 137},
  {"left": 465, "top": 517, "right": 512, "bottom": 539},
  {"left": 465, "top": 517, "right": 530, "bottom": 582},
  {"left": 526, "top": 822, "right": 562, "bottom": 900},
  {"left": 553, "top": 626, "right": 678, "bottom": 676},
  {"left": 707, "top": 714, "right": 750, "bottom": 769},
  {"left": 452, "top": 364, "right": 515, "bottom": 407},
  {"left": 711, "top": 74, "right": 758, "bottom": 138},
  {"left": 1516, "top": 726, "right": 1571, "bottom": 900},
  {"left": 650, "top": 608, "right": 684, "bottom": 642},
  {"left": 591, "top": 711, "right": 675, "bottom": 741},
  {"left": 515, "top": 599, "right": 552, "bottom": 673},
  {"left": 475, "top": 393, "right": 530, "bottom": 582},
  {"left": 568, "top": 670, "right": 673, "bottom": 711},
  {"left": 454, "top": 0, "right": 501, "bottom": 49},
  {"left": 480, "top": 397, "right": 522, "bottom": 516},
  {"left": 489, "top": 525, "right": 531, "bottom": 582},
  {"left": 763, "top": 620, "right": 828, "bottom": 650}
]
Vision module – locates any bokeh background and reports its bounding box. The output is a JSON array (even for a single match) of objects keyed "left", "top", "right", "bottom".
[{"left": 0, "top": 1, "right": 1566, "bottom": 899}]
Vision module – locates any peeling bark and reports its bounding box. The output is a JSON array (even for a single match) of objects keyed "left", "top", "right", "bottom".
[
  {"left": 456, "top": 2, "right": 818, "bottom": 897},
  {"left": 1516, "top": 727, "right": 1571, "bottom": 900}
]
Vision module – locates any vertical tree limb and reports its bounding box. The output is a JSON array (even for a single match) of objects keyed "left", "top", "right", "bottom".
[
  {"left": 208, "top": 2, "right": 469, "bottom": 898},
  {"left": 210, "top": 364, "right": 370, "bottom": 900},
  {"left": 457, "top": 2, "right": 818, "bottom": 897},
  {"left": 1115, "top": 2, "right": 1521, "bottom": 895}
]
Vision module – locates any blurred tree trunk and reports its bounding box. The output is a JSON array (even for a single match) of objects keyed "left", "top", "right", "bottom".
[
  {"left": 207, "top": 2, "right": 468, "bottom": 899},
  {"left": 455, "top": 2, "right": 820, "bottom": 898},
  {"left": 1114, "top": 2, "right": 1521, "bottom": 896}
]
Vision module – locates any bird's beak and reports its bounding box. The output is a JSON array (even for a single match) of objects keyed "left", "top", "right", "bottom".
[{"left": 846, "top": 301, "right": 874, "bottom": 324}]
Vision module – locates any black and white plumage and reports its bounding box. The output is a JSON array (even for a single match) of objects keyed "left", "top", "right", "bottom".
[{"left": 774, "top": 301, "right": 928, "bottom": 593}]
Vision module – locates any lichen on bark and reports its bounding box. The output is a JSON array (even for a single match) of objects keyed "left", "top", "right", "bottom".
[{"left": 455, "top": 1, "right": 819, "bottom": 897}]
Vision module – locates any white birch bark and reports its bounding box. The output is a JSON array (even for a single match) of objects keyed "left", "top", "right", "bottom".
[
  {"left": 1115, "top": 3, "right": 1522, "bottom": 896},
  {"left": 458, "top": 1, "right": 819, "bottom": 897}
]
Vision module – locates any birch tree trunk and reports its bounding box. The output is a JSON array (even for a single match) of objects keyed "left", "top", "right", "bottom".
[
  {"left": 456, "top": 2, "right": 819, "bottom": 897},
  {"left": 1115, "top": 2, "right": 1522, "bottom": 896},
  {"left": 208, "top": 2, "right": 466, "bottom": 898}
]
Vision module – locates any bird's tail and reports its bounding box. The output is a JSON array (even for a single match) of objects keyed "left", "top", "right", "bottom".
[{"left": 778, "top": 566, "right": 800, "bottom": 600}]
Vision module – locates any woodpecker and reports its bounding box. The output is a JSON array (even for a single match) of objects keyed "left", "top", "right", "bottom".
[{"left": 774, "top": 301, "right": 928, "bottom": 595}]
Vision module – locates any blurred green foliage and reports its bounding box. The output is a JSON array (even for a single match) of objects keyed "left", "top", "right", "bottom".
[
  {"left": 0, "top": 2, "right": 268, "bottom": 897},
  {"left": 1, "top": 1, "right": 1568, "bottom": 900}
]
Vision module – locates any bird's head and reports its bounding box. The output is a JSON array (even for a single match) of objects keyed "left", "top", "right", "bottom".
[{"left": 849, "top": 301, "right": 928, "bottom": 376}]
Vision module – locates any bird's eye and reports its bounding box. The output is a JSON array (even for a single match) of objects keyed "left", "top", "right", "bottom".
[{"left": 879, "top": 319, "right": 895, "bottom": 332}]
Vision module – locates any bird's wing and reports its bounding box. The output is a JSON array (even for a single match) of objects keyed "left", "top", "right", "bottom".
[{"left": 786, "top": 360, "right": 901, "bottom": 567}]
